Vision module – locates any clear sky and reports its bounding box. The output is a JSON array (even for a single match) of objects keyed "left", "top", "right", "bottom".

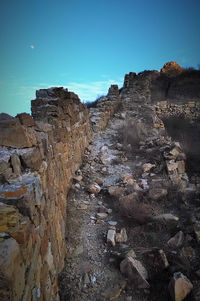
[{"left": 0, "top": 0, "right": 200, "bottom": 116}]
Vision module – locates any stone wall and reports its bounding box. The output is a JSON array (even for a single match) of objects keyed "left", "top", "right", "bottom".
[
  {"left": 155, "top": 100, "right": 200, "bottom": 121},
  {"left": 0, "top": 88, "right": 92, "bottom": 301},
  {"left": 90, "top": 85, "right": 121, "bottom": 131}
]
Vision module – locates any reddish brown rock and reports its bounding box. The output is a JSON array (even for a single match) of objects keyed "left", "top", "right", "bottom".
[
  {"left": 0, "top": 203, "right": 19, "bottom": 232},
  {"left": 16, "top": 113, "right": 35, "bottom": 127},
  {"left": 21, "top": 148, "right": 42, "bottom": 171},
  {"left": 161, "top": 62, "right": 184, "bottom": 76},
  {"left": 0, "top": 116, "right": 37, "bottom": 148}
]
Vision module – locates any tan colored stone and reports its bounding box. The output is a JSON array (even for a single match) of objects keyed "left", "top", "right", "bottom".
[
  {"left": 16, "top": 113, "right": 35, "bottom": 127},
  {"left": 88, "top": 183, "right": 101, "bottom": 194},
  {"left": 77, "top": 204, "right": 88, "bottom": 210},
  {"left": 167, "top": 161, "right": 178, "bottom": 172},
  {"left": 177, "top": 161, "right": 185, "bottom": 174},
  {"left": 7, "top": 217, "right": 31, "bottom": 244},
  {"left": 21, "top": 147, "right": 42, "bottom": 171},
  {"left": 121, "top": 173, "right": 134, "bottom": 185},
  {"left": 11, "top": 153, "right": 21, "bottom": 176},
  {"left": 116, "top": 228, "right": 128, "bottom": 243},
  {"left": 170, "top": 147, "right": 181, "bottom": 158},
  {"left": 0, "top": 118, "right": 37, "bottom": 148},
  {"left": 108, "top": 186, "right": 123, "bottom": 197},
  {"left": 120, "top": 256, "right": 149, "bottom": 288},
  {"left": 143, "top": 163, "right": 155, "bottom": 172},
  {"left": 0, "top": 203, "right": 19, "bottom": 232},
  {"left": 108, "top": 281, "right": 127, "bottom": 300},
  {"left": 169, "top": 272, "right": 193, "bottom": 301}
]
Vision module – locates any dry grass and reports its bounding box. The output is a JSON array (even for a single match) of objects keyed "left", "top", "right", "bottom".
[
  {"left": 115, "top": 192, "right": 154, "bottom": 224},
  {"left": 118, "top": 119, "right": 141, "bottom": 151}
]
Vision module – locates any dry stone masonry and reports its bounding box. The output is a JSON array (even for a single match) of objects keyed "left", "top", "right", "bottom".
[
  {"left": 90, "top": 85, "right": 121, "bottom": 131},
  {"left": 0, "top": 88, "right": 92, "bottom": 301},
  {"left": 0, "top": 84, "right": 123, "bottom": 301}
]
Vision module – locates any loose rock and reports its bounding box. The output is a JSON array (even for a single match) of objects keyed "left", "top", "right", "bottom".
[
  {"left": 167, "top": 231, "right": 184, "bottom": 248},
  {"left": 107, "top": 229, "right": 116, "bottom": 247},
  {"left": 168, "top": 272, "right": 193, "bottom": 301},
  {"left": 88, "top": 183, "right": 101, "bottom": 194},
  {"left": 120, "top": 256, "right": 149, "bottom": 288},
  {"left": 116, "top": 228, "right": 128, "bottom": 243}
]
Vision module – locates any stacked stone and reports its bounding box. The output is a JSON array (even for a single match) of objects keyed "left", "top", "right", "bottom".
[
  {"left": 123, "top": 72, "right": 136, "bottom": 89},
  {"left": 90, "top": 85, "right": 121, "bottom": 132},
  {"left": 121, "top": 71, "right": 159, "bottom": 103},
  {"left": 0, "top": 87, "right": 92, "bottom": 301},
  {"left": 164, "top": 143, "right": 188, "bottom": 188},
  {"left": 156, "top": 100, "right": 200, "bottom": 121}
]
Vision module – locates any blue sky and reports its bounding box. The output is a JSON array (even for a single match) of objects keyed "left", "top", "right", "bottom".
[{"left": 0, "top": 0, "right": 200, "bottom": 116}]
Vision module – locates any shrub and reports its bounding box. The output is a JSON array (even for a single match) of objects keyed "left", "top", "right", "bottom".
[
  {"left": 85, "top": 99, "right": 99, "bottom": 109},
  {"left": 118, "top": 119, "right": 141, "bottom": 151},
  {"left": 115, "top": 192, "right": 154, "bottom": 224}
]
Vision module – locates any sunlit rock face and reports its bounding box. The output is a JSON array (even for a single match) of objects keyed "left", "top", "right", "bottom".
[
  {"left": 0, "top": 87, "right": 92, "bottom": 301},
  {"left": 160, "top": 61, "right": 184, "bottom": 76},
  {"left": 151, "top": 62, "right": 200, "bottom": 103}
]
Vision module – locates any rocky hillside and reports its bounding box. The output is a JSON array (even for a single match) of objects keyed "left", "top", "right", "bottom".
[{"left": 0, "top": 62, "right": 200, "bottom": 301}]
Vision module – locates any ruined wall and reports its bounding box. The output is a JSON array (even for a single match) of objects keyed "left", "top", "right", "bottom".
[
  {"left": 90, "top": 85, "right": 121, "bottom": 131},
  {"left": 120, "top": 66, "right": 190, "bottom": 189},
  {"left": 0, "top": 88, "right": 92, "bottom": 301},
  {"left": 151, "top": 68, "right": 200, "bottom": 104},
  {"left": 155, "top": 100, "right": 200, "bottom": 121}
]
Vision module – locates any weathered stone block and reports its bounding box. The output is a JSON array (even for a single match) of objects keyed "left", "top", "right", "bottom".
[
  {"left": 0, "top": 203, "right": 19, "bottom": 232},
  {"left": 21, "top": 148, "right": 42, "bottom": 171},
  {"left": 0, "top": 117, "right": 37, "bottom": 148}
]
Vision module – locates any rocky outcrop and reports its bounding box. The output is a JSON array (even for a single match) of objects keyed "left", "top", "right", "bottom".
[
  {"left": 160, "top": 61, "right": 184, "bottom": 76},
  {"left": 0, "top": 87, "right": 92, "bottom": 300},
  {"left": 121, "top": 62, "right": 200, "bottom": 108},
  {"left": 151, "top": 64, "right": 200, "bottom": 103}
]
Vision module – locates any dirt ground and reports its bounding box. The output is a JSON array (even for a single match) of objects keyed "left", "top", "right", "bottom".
[{"left": 59, "top": 104, "right": 200, "bottom": 301}]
